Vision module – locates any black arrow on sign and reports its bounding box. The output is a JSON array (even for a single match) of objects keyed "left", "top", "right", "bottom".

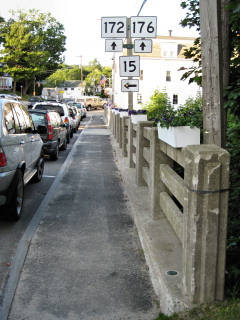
[
  {"left": 124, "top": 83, "right": 137, "bottom": 89},
  {"left": 111, "top": 42, "right": 117, "bottom": 50},
  {"left": 140, "top": 42, "right": 146, "bottom": 51}
]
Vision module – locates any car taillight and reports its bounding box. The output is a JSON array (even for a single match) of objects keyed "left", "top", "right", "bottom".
[
  {"left": 0, "top": 147, "right": 7, "bottom": 167},
  {"left": 46, "top": 114, "right": 53, "bottom": 140},
  {"left": 64, "top": 117, "right": 69, "bottom": 125}
]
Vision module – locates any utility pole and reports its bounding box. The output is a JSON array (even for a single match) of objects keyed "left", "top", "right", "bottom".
[
  {"left": 200, "top": 0, "right": 228, "bottom": 148},
  {"left": 77, "top": 55, "right": 83, "bottom": 83}
]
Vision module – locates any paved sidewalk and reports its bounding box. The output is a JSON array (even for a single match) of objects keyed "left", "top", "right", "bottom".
[{"left": 5, "top": 114, "right": 159, "bottom": 320}]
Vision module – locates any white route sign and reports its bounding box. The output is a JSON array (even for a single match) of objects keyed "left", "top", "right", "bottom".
[
  {"left": 101, "top": 16, "right": 127, "bottom": 38},
  {"left": 105, "top": 39, "right": 123, "bottom": 52},
  {"left": 119, "top": 56, "right": 140, "bottom": 77},
  {"left": 130, "top": 16, "right": 157, "bottom": 38},
  {"left": 121, "top": 79, "right": 139, "bottom": 92},
  {"left": 134, "top": 39, "right": 152, "bottom": 53}
]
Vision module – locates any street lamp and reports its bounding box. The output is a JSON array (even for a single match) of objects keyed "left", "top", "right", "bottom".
[{"left": 20, "top": 85, "right": 23, "bottom": 99}]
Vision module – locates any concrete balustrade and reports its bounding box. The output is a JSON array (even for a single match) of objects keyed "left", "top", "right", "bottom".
[{"left": 104, "top": 107, "right": 230, "bottom": 312}]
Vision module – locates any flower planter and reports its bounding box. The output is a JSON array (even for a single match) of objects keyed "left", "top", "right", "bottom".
[
  {"left": 131, "top": 114, "right": 148, "bottom": 124},
  {"left": 119, "top": 111, "right": 129, "bottom": 118},
  {"left": 157, "top": 123, "right": 200, "bottom": 148}
]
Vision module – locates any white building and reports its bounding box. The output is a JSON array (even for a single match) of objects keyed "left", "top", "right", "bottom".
[
  {"left": 112, "top": 34, "right": 201, "bottom": 109},
  {"left": 0, "top": 75, "right": 12, "bottom": 90}
]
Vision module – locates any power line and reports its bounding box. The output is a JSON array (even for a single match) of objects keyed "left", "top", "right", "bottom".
[{"left": 137, "top": 0, "right": 148, "bottom": 16}]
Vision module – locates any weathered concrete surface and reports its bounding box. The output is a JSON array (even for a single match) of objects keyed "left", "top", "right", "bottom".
[
  {"left": 111, "top": 136, "right": 191, "bottom": 315},
  {"left": 6, "top": 115, "right": 159, "bottom": 320}
]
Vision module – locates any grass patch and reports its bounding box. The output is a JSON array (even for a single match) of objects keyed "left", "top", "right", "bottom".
[{"left": 154, "top": 300, "right": 240, "bottom": 320}]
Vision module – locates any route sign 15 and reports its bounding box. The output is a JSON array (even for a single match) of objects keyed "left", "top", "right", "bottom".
[
  {"left": 119, "top": 56, "right": 140, "bottom": 77},
  {"left": 130, "top": 16, "right": 157, "bottom": 38},
  {"left": 101, "top": 17, "right": 127, "bottom": 38}
]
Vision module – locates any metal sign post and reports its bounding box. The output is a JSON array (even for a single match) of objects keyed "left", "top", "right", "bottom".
[{"left": 127, "top": 17, "right": 133, "bottom": 111}]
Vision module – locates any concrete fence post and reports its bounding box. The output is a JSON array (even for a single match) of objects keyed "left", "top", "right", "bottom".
[
  {"left": 136, "top": 121, "right": 153, "bottom": 186},
  {"left": 113, "top": 112, "right": 117, "bottom": 139},
  {"left": 149, "top": 128, "right": 173, "bottom": 219},
  {"left": 128, "top": 120, "right": 135, "bottom": 168},
  {"left": 110, "top": 110, "right": 114, "bottom": 132},
  {"left": 182, "top": 144, "right": 230, "bottom": 303},
  {"left": 116, "top": 113, "right": 120, "bottom": 143},
  {"left": 122, "top": 116, "right": 129, "bottom": 157}
]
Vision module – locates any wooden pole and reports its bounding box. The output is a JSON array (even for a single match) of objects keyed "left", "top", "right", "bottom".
[{"left": 200, "top": 0, "right": 227, "bottom": 147}]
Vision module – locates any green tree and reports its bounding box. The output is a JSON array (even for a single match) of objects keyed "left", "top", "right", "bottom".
[
  {"left": 44, "top": 65, "right": 81, "bottom": 87},
  {"left": 0, "top": 9, "right": 66, "bottom": 94}
]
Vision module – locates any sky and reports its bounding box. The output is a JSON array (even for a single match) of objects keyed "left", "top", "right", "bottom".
[{"left": 0, "top": 0, "right": 199, "bottom": 67}]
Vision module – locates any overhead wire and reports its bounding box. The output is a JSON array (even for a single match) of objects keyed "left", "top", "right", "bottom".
[{"left": 137, "top": 0, "right": 148, "bottom": 16}]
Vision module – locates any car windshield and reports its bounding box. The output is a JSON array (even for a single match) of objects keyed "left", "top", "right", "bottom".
[{"left": 74, "top": 103, "right": 84, "bottom": 108}]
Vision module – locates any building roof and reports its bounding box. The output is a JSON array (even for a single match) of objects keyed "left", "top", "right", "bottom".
[{"left": 63, "top": 80, "right": 81, "bottom": 88}]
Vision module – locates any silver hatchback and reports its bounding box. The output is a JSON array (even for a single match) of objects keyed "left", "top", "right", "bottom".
[{"left": 0, "top": 98, "right": 44, "bottom": 221}]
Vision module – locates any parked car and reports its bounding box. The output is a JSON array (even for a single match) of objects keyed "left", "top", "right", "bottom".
[
  {"left": 68, "top": 106, "right": 81, "bottom": 132},
  {"left": 72, "top": 102, "right": 87, "bottom": 119},
  {"left": 9, "top": 93, "right": 21, "bottom": 100},
  {"left": 28, "top": 96, "right": 45, "bottom": 109},
  {"left": 0, "top": 98, "right": 44, "bottom": 221},
  {"left": 76, "top": 96, "right": 108, "bottom": 111},
  {"left": 0, "top": 94, "right": 18, "bottom": 101},
  {"left": 32, "top": 102, "right": 73, "bottom": 143},
  {"left": 29, "top": 109, "right": 67, "bottom": 160}
]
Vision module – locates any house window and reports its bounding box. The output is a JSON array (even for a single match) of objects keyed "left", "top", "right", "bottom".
[
  {"left": 173, "top": 94, "right": 178, "bottom": 105},
  {"left": 137, "top": 94, "right": 142, "bottom": 104},
  {"left": 166, "top": 71, "right": 171, "bottom": 82}
]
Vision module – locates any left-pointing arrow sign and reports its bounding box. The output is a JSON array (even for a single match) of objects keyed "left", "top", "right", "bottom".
[
  {"left": 105, "top": 39, "right": 123, "bottom": 52},
  {"left": 121, "top": 79, "right": 139, "bottom": 92},
  {"left": 124, "top": 83, "right": 137, "bottom": 89}
]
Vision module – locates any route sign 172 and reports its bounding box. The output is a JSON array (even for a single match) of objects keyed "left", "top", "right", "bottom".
[
  {"left": 130, "top": 16, "right": 157, "bottom": 38},
  {"left": 119, "top": 56, "right": 140, "bottom": 77},
  {"left": 101, "top": 17, "right": 127, "bottom": 38}
]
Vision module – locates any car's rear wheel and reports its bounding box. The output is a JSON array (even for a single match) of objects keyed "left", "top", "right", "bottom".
[
  {"left": 32, "top": 158, "right": 44, "bottom": 182},
  {"left": 7, "top": 170, "right": 24, "bottom": 221},
  {"left": 50, "top": 143, "right": 59, "bottom": 161},
  {"left": 60, "top": 137, "right": 67, "bottom": 151},
  {"left": 66, "top": 132, "right": 70, "bottom": 144}
]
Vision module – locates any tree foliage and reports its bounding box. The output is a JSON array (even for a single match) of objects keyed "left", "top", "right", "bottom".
[
  {"left": 0, "top": 9, "right": 66, "bottom": 94},
  {"left": 44, "top": 59, "right": 112, "bottom": 97},
  {"left": 44, "top": 65, "right": 81, "bottom": 87},
  {"left": 180, "top": 1, "right": 240, "bottom": 118}
]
